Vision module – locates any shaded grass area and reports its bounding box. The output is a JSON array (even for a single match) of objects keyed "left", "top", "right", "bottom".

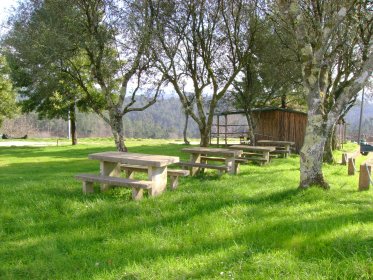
[{"left": 0, "top": 139, "right": 372, "bottom": 279}]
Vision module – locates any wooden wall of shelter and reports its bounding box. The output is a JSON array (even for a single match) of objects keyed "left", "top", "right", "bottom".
[
  {"left": 211, "top": 108, "right": 308, "bottom": 152},
  {"left": 251, "top": 109, "right": 307, "bottom": 152}
]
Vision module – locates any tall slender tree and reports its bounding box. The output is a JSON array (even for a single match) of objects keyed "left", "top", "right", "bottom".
[{"left": 152, "top": 0, "right": 255, "bottom": 146}]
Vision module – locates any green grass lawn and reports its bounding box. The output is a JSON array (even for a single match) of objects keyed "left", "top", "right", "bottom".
[{"left": 0, "top": 139, "right": 372, "bottom": 279}]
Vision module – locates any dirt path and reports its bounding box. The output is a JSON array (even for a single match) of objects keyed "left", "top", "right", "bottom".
[{"left": 0, "top": 141, "right": 56, "bottom": 147}]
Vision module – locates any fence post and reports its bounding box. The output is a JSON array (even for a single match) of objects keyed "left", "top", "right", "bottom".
[
  {"left": 348, "top": 158, "right": 355, "bottom": 176},
  {"left": 358, "top": 163, "right": 371, "bottom": 191},
  {"left": 341, "top": 153, "right": 348, "bottom": 165}
]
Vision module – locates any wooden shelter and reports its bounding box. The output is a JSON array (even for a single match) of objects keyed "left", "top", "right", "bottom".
[{"left": 211, "top": 108, "right": 308, "bottom": 152}]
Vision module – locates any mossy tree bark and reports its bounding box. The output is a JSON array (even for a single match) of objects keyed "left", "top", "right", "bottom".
[
  {"left": 244, "top": 110, "right": 256, "bottom": 145},
  {"left": 323, "top": 123, "right": 337, "bottom": 164},
  {"left": 280, "top": 1, "right": 373, "bottom": 188},
  {"left": 109, "top": 112, "right": 127, "bottom": 152}
]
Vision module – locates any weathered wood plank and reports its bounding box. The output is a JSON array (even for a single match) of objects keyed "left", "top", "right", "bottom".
[
  {"left": 89, "top": 152, "right": 179, "bottom": 167},
  {"left": 75, "top": 174, "right": 152, "bottom": 189},
  {"left": 178, "top": 161, "right": 228, "bottom": 171},
  {"left": 182, "top": 147, "right": 242, "bottom": 157}
]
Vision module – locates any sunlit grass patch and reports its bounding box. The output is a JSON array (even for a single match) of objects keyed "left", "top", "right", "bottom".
[{"left": 0, "top": 139, "right": 372, "bottom": 279}]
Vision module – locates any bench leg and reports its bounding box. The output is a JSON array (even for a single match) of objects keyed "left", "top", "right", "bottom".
[
  {"left": 190, "top": 154, "right": 201, "bottom": 176},
  {"left": 100, "top": 161, "right": 121, "bottom": 192},
  {"left": 235, "top": 162, "right": 240, "bottom": 174},
  {"left": 132, "top": 188, "right": 144, "bottom": 200},
  {"left": 263, "top": 152, "right": 270, "bottom": 164},
  {"left": 125, "top": 170, "right": 135, "bottom": 179},
  {"left": 82, "top": 181, "right": 94, "bottom": 194},
  {"left": 170, "top": 175, "right": 179, "bottom": 190}
]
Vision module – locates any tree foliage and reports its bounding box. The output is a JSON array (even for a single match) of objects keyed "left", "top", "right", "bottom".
[
  {"left": 153, "top": 0, "right": 255, "bottom": 146},
  {"left": 5, "top": 0, "right": 162, "bottom": 151},
  {"left": 0, "top": 55, "right": 17, "bottom": 128},
  {"left": 228, "top": 13, "right": 305, "bottom": 144}
]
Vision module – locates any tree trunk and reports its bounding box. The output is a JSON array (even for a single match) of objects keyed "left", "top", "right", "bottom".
[
  {"left": 70, "top": 106, "right": 78, "bottom": 145},
  {"left": 244, "top": 110, "right": 256, "bottom": 145},
  {"left": 299, "top": 114, "right": 329, "bottom": 189},
  {"left": 183, "top": 112, "right": 190, "bottom": 145},
  {"left": 199, "top": 127, "right": 210, "bottom": 147},
  {"left": 323, "top": 123, "right": 336, "bottom": 164},
  {"left": 110, "top": 113, "right": 127, "bottom": 152},
  {"left": 281, "top": 94, "right": 287, "bottom": 109}
]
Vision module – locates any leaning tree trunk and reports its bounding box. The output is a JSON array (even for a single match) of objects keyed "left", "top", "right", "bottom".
[
  {"left": 183, "top": 112, "right": 190, "bottom": 145},
  {"left": 70, "top": 106, "right": 78, "bottom": 145},
  {"left": 110, "top": 113, "right": 127, "bottom": 152},
  {"left": 299, "top": 113, "right": 330, "bottom": 189},
  {"left": 244, "top": 110, "right": 256, "bottom": 145},
  {"left": 323, "top": 123, "right": 337, "bottom": 164}
]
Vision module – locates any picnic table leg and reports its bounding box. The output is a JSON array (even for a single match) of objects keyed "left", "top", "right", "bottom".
[
  {"left": 148, "top": 166, "right": 167, "bottom": 196},
  {"left": 190, "top": 153, "right": 201, "bottom": 176},
  {"left": 263, "top": 151, "right": 270, "bottom": 164},
  {"left": 100, "top": 161, "right": 121, "bottom": 191},
  {"left": 225, "top": 157, "right": 238, "bottom": 174},
  {"left": 284, "top": 144, "right": 290, "bottom": 158}
]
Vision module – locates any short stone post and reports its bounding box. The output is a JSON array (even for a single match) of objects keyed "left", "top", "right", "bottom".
[
  {"left": 358, "top": 163, "right": 371, "bottom": 191},
  {"left": 348, "top": 158, "right": 355, "bottom": 176},
  {"left": 341, "top": 153, "right": 348, "bottom": 165}
]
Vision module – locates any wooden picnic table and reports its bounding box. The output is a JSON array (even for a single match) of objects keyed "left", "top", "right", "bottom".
[
  {"left": 230, "top": 145, "right": 276, "bottom": 164},
  {"left": 88, "top": 152, "right": 179, "bottom": 196},
  {"left": 181, "top": 147, "right": 243, "bottom": 175},
  {"left": 257, "top": 140, "right": 295, "bottom": 158}
]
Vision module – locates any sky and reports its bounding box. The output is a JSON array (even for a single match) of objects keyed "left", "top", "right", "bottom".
[{"left": 0, "top": 0, "right": 17, "bottom": 28}]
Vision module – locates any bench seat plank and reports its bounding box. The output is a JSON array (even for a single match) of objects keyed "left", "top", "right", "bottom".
[
  {"left": 201, "top": 156, "right": 248, "bottom": 163},
  {"left": 75, "top": 174, "right": 152, "bottom": 189},
  {"left": 178, "top": 161, "right": 228, "bottom": 171},
  {"left": 120, "top": 164, "right": 189, "bottom": 176}
]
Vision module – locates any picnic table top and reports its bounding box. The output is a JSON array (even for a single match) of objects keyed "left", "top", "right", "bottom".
[
  {"left": 230, "top": 145, "right": 276, "bottom": 152},
  {"left": 181, "top": 147, "right": 243, "bottom": 157},
  {"left": 257, "top": 140, "right": 295, "bottom": 146},
  {"left": 88, "top": 152, "right": 180, "bottom": 167}
]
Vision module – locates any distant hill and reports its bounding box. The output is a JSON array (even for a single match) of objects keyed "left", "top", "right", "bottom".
[
  {"left": 345, "top": 101, "right": 373, "bottom": 138},
  {"left": 1, "top": 97, "right": 201, "bottom": 139}
]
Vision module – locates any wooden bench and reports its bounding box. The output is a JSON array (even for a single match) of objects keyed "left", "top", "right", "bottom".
[
  {"left": 178, "top": 161, "right": 228, "bottom": 175},
  {"left": 269, "top": 150, "right": 291, "bottom": 158},
  {"left": 241, "top": 152, "right": 271, "bottom": 165},
  {"left": 256, "top": 140, "right": 294, "bottom": 158},
  {"left": 75, "top": 174, "right": 152, "bottom": 200},
  {"left": 200, "top": 156, "right": 248, "bottom": 164},
  {"left": 120, "top": 164, "right": 190, "bottom": 190}
]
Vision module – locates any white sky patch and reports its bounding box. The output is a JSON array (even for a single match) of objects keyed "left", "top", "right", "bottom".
[{"left": 0, "top": 0, "right": 18, "bottom": 36}]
